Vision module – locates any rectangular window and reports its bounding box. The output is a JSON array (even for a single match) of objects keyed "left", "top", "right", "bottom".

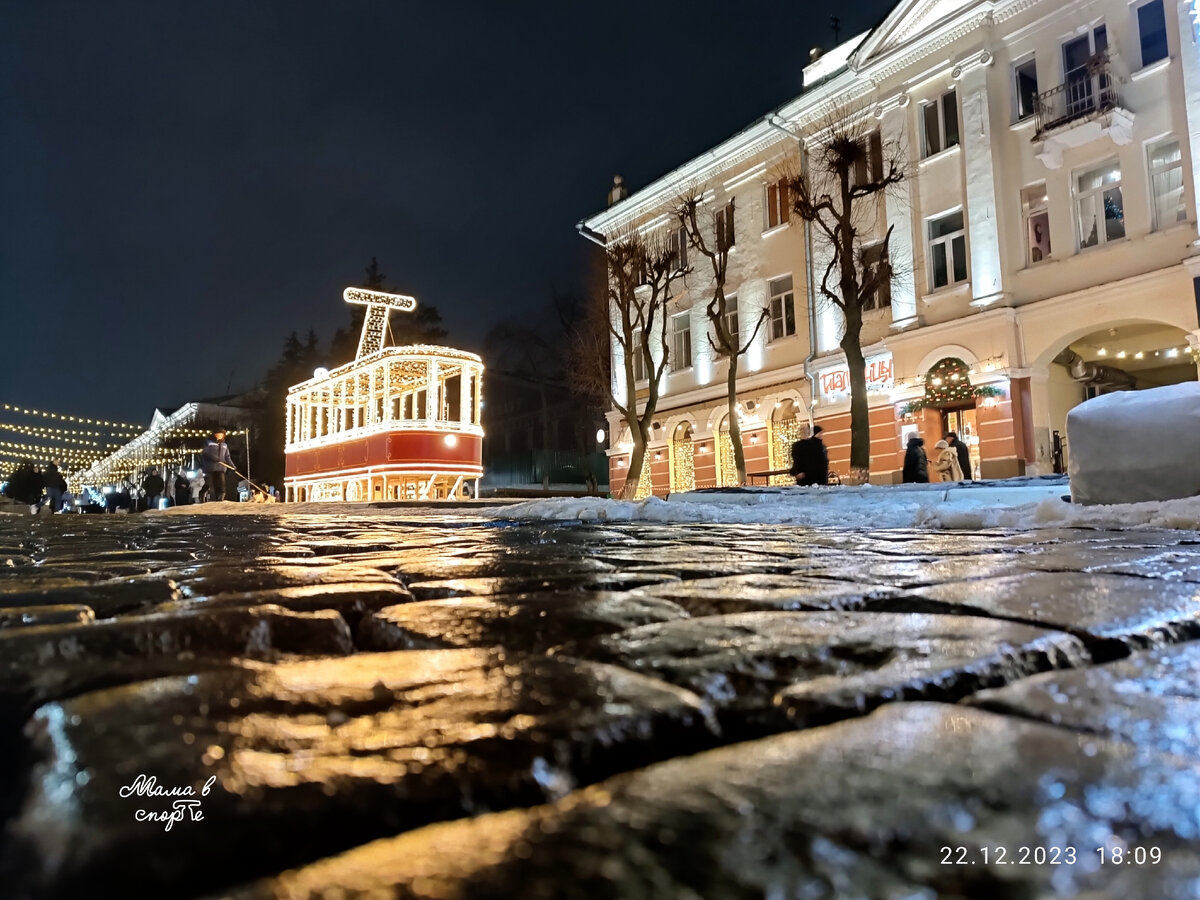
[
  {"left": 861, "top": 244, "right": 892, "bottom": 310},
  {"left": 723, "top": 294, "right": 739, "bottom": 348},
  {"left": 764, "top": 178, "right": 789, "bottom": 230},
  {"left": 922, "top": 89, "right": 959, "bottom": 158},
  {"left": 1014, "top": 57, "right": 1039, "bottom": 121},
  {"left": 1063, "top": 25, "right": 1112, "bottom": 120},
  {"left": 631, "top": 330, "right": 648, "bottom": 383},
  {"left": 768, "top": 275, "right": 796, "bottom": 341},
  {"left": 851, "top": 131, "right": 885, "bottom": 186},
  {"left": 670, "top": 312, "right": 692, "bottom": 371},
  {"left": 1074, "top": 160, "right": 1124, "bottom": 248},
  {"left": 1021, "top": 183, "right": 1051, "bottom": 265},
  {"left": 669, "top": 224, "right": 689, "bottom": 269},
  {"left": 715, "top": 201, "right": 736, "bottom": 251},
  {"left": 1136, "top": 0, "right": 1168, "bottom": 68},
  {"left": 1149, "top": 138, "right": 1186, "bottom": 230},
  {"left": 928, "top": 210, "right": 967, "bottom": 290}
]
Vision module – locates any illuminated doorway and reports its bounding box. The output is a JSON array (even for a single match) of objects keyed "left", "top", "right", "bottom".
[{"left": 669, "top": 422, "right": 695, "bottom": 492}]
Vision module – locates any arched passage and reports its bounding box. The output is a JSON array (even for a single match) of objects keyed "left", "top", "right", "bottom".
[{"left": 1029, "top": 320, "right": 1197, "bottom": 474}]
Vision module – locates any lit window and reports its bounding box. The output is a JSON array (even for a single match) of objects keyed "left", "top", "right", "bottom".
[
  {"left": 1074, "top": 161, "right": 1124, "bottom": 248},
  {"left": 1021, "top": 183, "right": 1051, "bottom": 265},
  {"left": 928, "top": 210, "right": 967, "bottom": 290},
  {"left": 861, "top": 244, "right": 891, "bottom": 309},
  {"left": 921, "top": 89, "right": 959, "bottom": 157},
  {"left": 1148, "top": 139, "right": 1186, "bottom": 230},
  {"left": 670, "top": 312, "right": 692, "bottom": 371},
  {"left": 763, "top": 178, "right": 789, "bottom": 230},
  {"left": 1014, "top": 57, "right": 1039, "bottom": 121},
  {"left": 768, "top": 276, "right": 796, "bottom": 340},
  {"left": 1136, "top": 0, "right": 1169, "bottom": 67}
]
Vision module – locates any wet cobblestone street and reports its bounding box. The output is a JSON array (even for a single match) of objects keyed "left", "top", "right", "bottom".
[{"left": 2, "top": 507, "right": 1199, "bottom": 899}]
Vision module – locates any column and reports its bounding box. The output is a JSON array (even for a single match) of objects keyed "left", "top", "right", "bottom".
[
  {"left": 285, "top": 402, "right": 294, "bottom": 447},
  {"left": 384, "top": 361, "right": 392, "bottom": 422},
  {"left": 459, "top": 366, "right": 470, "bottom": 426},
  {"left": 1178, "top": 0, "right": 1200, "bottom": 242},
  {"left": 426, "top": 360, "right": 440, "bottom": 426},
  {"left": 369, "top": 365, "right": 377, "bottom": 425},
  {"left": 1026, "top": 370, "right": 1054, "bottom": 476},
  {"left": 956, "top": 55, "right": 1006, "bottom": 307},
  {"left": 880, "top": 100, "right": 918, "bottom": 329},
  {"left": 473, "top": 370, "right": 482, "bottom": 426}
]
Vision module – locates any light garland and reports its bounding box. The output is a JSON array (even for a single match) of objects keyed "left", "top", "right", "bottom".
[
  {"left": 0, "top": 403, "right": 143, "bottom": 430},
  {"left": 0, "top": 421, "right": 107, "bottom": 438},
  {"left": 670, "top": 439, "right": 695, "bottom": 491},
  {"left": 768, "top": 416, "right": 806, "bottom": 486}
]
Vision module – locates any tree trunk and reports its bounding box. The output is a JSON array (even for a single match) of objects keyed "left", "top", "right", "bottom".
[
  {"left": 621, "top": 428, "right": 648, "bottom": 500},
  {"left": 725, "top": 358, "right": 747, "bottom": 484},
  {"left": 840, "top": 307, "right": 871, "bottom": 483}
]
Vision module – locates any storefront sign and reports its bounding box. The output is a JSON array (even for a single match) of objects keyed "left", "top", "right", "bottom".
[{"left": 819, "top": 355, "right": 894, "bottom": 399}]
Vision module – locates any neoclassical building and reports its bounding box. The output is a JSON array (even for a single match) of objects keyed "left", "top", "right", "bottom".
[{"left": 583, "top": 0, "right": 1200, "bottom": 493}]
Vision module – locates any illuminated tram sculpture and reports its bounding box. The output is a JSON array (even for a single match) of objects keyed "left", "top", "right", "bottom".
[{"left": 284, "top": 287, "right": 484, "bottom": 502}]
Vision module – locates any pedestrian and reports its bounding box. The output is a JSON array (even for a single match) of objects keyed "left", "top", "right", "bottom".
[
  {"left": 902, "top": 435, "right": 929, "bottom": 483},
  {"left": 3, "top": 460, "right": 44, "bottom": 512},
  {"left": 174, "top": 472, "right": 190, "bottom": 506},
  {"left": 945, "top": 431, "right": 973, "bottom": 481},
  {"left": 142, "top": 469, "right": 165, "bottom": 508},
  {"left": 42, "top": 460, "right": 68, "bottom": 513},
  {"left": 789, "top": 425, "right": 830, "bottom": 486},
  {"left": 201, "top": 429, "right": 234, "bottom": 502},
  {"left": 932, "top": 439, "right": 963, "bottom": 482},
  {"left": 190, "top": 472, "right": 205, "bottom": 504}
]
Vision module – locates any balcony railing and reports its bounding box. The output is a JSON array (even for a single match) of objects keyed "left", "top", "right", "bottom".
[{"left": 1033, "top": 55, "right": 1123, "bottom": 140}]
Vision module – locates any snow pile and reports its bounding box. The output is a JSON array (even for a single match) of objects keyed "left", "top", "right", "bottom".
[
  {"left": 140, "top": 482, "right": 1200, "bottom": 532},
  {"left": 1068, "top": 382, "right": 1200, "bottom": 506},
  {"left": 492, "top": 486, "right": 1200, "bottom": 531}
]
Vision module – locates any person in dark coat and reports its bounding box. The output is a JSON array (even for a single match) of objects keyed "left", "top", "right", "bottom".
[
  {"left": 789, "top": 425, "right": 830, "bottom": 486},
  {"left": 201, "top": 430, "right": 234, "bottom": 502},
  {"left": 902, "top": 435, "right": 929, "bottom": 483},
  {"left": 174, "top": 473, "right": 190, "bottom": 507},
  {"left": 142, "top": 470, "right": 165, "bottom": 507},
  {"left": 41, "top": 460, "right": 68, "bottom": 512},
  {"left": 945, "top": 432, "right": 972, "bottom": 481}
]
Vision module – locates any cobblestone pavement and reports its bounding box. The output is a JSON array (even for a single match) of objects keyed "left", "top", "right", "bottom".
[{"left": 1, "top": 509, "right": 1199, "bottom": 899}]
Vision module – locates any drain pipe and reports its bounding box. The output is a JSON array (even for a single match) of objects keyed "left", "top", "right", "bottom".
[{"left": 766, "top": 114, "right": 818, "bottom": 430}]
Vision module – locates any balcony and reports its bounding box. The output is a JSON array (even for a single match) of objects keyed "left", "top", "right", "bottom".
[{"left": 1031, "top": 55, "right": 1134, "bottom": 169}]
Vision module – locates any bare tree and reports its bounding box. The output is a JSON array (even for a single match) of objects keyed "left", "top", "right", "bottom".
[
  {"left": 677, "top": 192, "right": 768, "bottom": 485},
  {"left": 789, "top": 111, "right": 905, "bottom": 483},
  {"left": 568, "top": 230, "right": 688, "bottom": 499}
]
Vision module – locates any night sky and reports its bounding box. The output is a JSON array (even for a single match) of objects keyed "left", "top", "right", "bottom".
[{"left": 1, "top": 0, "right": 893, "bottom": 425}]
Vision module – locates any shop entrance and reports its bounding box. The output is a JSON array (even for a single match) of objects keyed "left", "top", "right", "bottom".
[{"left": 941, "top": 406, "right": 980, "bottom": 479}]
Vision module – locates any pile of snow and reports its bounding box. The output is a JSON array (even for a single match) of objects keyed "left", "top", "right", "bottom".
[
  {"left": 493, "top": 484, "right": 1200, "bottom": 532},
  {"left": 1068, "top": 382, "right": 1200, "bottom": 506}
]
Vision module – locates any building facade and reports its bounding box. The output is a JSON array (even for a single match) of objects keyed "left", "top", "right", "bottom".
[{"left": 584, "top": 0, "right": 1200, "bottom": 493}]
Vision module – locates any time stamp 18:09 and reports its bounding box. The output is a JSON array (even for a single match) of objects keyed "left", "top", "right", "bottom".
[{"left": 941, "top": 846, "right": 1162, "bottom": 866}]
